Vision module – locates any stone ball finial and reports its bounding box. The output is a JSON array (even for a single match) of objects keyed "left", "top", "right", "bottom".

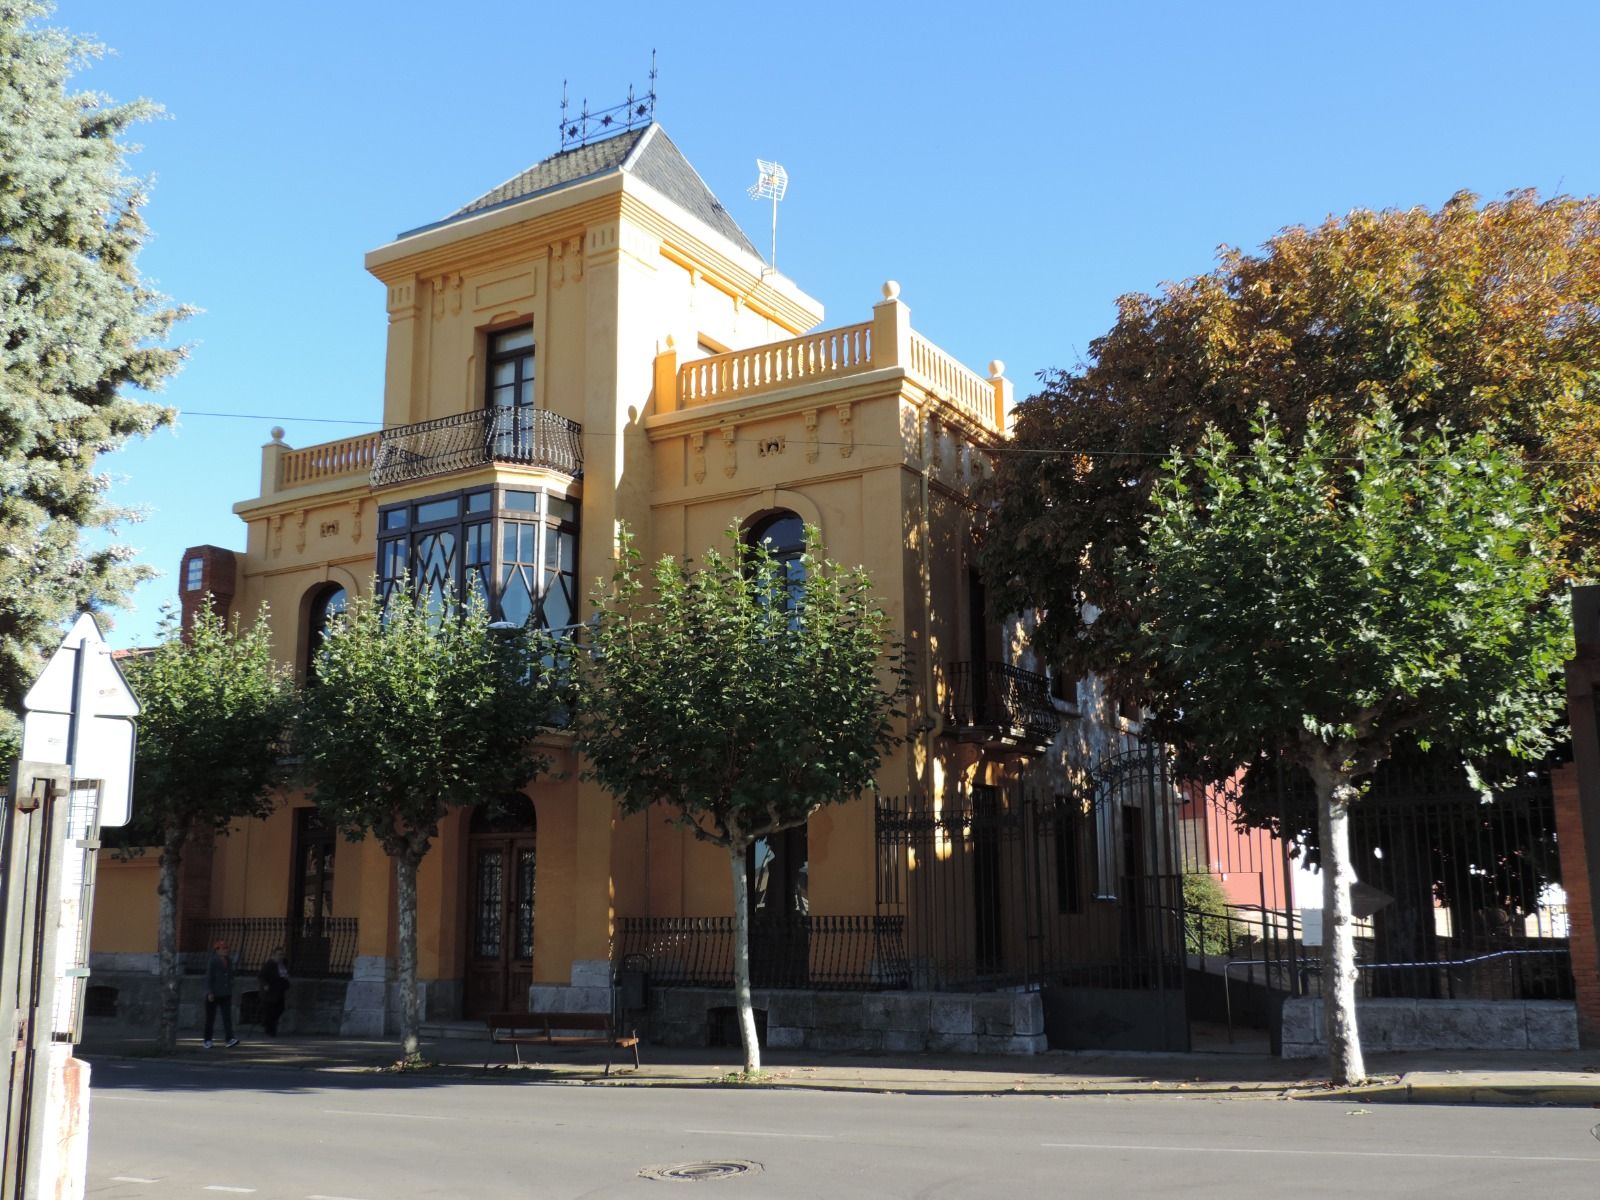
[
  {"left": 270, "top": 426, "right": 286, "bottom": 444},
  {"left": 882, "top": 280, "right": 901, "bottom": 301},
  {"left": 989, "top": 360, "right": 1005, "bottom": 380}
]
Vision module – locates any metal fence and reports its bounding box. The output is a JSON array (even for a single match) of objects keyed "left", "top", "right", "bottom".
[
  {"left": 183, "top": 917, "right": 358, "bottom": 979},
  {"left": 873, "top": 747, "right": 1570, "bottom": 1010},
  {"left": 615, "top": 915, "right": 908, "bottom": 990},
  {"left": 371, "top": 407, "right": 583, "bottom": 487}
]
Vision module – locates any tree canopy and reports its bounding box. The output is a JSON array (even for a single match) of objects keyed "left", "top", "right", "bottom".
[
  {"left": 981, "top": 190, "right": 1600, "bottom": 693},
  {"left": 0, "top": 2, "right": 189, "bottom": 753},
  {"left": 121, "top": 603, "right": 293, "bottom": 1050},
  {"left": 297, "top": 589, "right": 558, "bottom": 1059},
  {"left": 575, "top": 526, "right": 905, "bottom": 1072},
  {"left": 1109, "top": 407, "right": 1570, "bottom": 1082}
]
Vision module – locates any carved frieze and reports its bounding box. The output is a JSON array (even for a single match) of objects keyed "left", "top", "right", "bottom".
[
  {"left": 837, "top": 402, "right": 855, "bottom": 458},
  {"left": 690, "top": 431, "right": 706, "bottom": 483}
]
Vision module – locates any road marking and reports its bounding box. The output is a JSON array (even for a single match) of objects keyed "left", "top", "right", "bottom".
[
  {"left": 320, "top": 1108, "right": 461, "bottom": 1122},
  {"left": 202, "top": 1188, "right": 257, "bottom": 1194},
  {"left": 94, "top": 1094, "right": 165, "bottom": 1103},
  {"left": 110, "top": 1177, "right": 158, "bottom": 1184},
  {"left": 683, "top": 1128, "right": 833, "bottom": 1140},
  {"left": 1041, "top": 1142, "right": 1600, "bottom": 1164}
]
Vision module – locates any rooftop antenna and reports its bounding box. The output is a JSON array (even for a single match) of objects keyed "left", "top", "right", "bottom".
[
  {"left": 747, "top": 159, "right": 788, "bottom": 274},
  {"left": 559, "top": 51, "right": 658, "bottom": 151}
]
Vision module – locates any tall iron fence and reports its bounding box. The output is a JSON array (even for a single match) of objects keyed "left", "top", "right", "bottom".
[
  {"left": 1317, "top": 761, "right": 1571, "bottom": 1001},
  {"left": 873, "top": 747, "right": 1569, "bottom": 1005},
  {"left": 183, "top": 917, "right": 358, "bottom": 979},
  {"left": 615, "top": 915, "right": 908, "bottom": 990}
]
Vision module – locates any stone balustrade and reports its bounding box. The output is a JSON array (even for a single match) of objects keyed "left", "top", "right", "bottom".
[
  {"left": 274, "top": 430, "right": 381, "bottom": 491},
  {"left": 655, "top": 283, "right": 1009, "bottom": 433}
]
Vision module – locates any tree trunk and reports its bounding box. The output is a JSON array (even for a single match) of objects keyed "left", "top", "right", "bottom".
[
  {"left": 156, "top": 827, "right": 185, "bottom": 1053},
  {"left": 728, "top": 841, "right": 761, "bottom": 1074},
  {"left": 395, "top": 852, "right": 421, "bottom": 1061},
  {"left": 1312, "top": 768, "right": 1367, "bottom": 1085}
]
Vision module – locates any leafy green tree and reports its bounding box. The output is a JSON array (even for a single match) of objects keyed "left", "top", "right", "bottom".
[
  {"left": 575, "top": 526, "right": 905, "bottom": 1074},
  {"left": 298, "top": 590, "right": 557, "bottom": 1061},
  {"left": 1181, "top": 871, "right": 1231, "bottom": 958},
  {"left": 1110, "top": 407, "right": 1569, "bottom": 1083},
  {"left": 121, "top": 604, "right": 292, "bottom": 1052},
  {"left": 0, "top": 2, "right": 189, "bottom": 751},
  {"left": 981, "top": 191, "right": 1600, "bottom": 696}
]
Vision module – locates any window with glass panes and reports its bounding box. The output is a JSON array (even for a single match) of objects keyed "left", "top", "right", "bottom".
[
  {"left": 375, "top": 486, "right": 576, "bottom": 630},
  {"left": 487, "top": 326, "right": 535, "bottom": 457},
  {"left": 497, "top": 491, "right": 578, "bottom": 631}
]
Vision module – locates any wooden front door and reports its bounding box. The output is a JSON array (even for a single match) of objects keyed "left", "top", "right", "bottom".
[{"left": 463, "top": 800, "right": 536, "bottom": 1018}]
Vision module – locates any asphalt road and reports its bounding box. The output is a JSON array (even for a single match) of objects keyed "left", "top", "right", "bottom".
[{"left": 84, "top": 1058, "right": 1600, "bottom": 1199}]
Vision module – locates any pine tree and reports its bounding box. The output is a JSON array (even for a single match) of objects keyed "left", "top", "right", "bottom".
[{"left": 0, "top": 1, "right": 189, "bottom": 754}]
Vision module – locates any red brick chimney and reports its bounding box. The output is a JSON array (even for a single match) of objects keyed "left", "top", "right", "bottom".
[{"left": 177, "top": 545, "right": 238, "bottom": 637}]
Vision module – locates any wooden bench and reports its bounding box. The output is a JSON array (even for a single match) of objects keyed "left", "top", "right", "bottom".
[{"left": 484, "top": 1011, "right": 641, "bottom": 1076}]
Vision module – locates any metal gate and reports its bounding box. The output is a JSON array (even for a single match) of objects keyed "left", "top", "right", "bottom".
[{"left": 876, "top": 746, "right": 1206, "bottom": 1050}]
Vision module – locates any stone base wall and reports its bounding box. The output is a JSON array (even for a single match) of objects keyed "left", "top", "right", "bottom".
[
  {"left": 527, "top": 959, "right": 614, "bottom": 1017},
  {"left": 84, "top": 965, "right": 350, "bottom": 1037},
  {"left": 1280, "top": 997, "right": 1578, "bottom": 1058},
  {"left": 647, "top": 987, "right": 1046, "bottom": 1055}
]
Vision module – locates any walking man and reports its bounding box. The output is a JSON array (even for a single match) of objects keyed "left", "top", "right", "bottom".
[{"left": 204, "top": 940, "right": 239, "bottom": 1048}]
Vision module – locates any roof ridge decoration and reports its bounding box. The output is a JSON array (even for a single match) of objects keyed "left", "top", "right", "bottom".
[{"left": 559, "top": 54, "right": 657, "bottom": 151}]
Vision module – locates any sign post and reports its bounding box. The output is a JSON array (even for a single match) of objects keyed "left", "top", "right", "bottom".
[{"left": 1, "top": 615, "right": 138, "bottom": 1200}]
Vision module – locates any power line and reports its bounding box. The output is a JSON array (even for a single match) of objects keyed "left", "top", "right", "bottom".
[{"left": 170, "top": 408, "right": 1600, "bottom": 468}]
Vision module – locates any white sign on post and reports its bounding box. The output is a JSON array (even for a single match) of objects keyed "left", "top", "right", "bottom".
[{"left": 20, "top": 613, "right": 140, "bottom": 827}]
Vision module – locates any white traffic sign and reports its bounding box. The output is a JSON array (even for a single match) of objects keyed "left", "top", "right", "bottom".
[{"left": 20, "top": 613, "right": 140, "bottom": 827}]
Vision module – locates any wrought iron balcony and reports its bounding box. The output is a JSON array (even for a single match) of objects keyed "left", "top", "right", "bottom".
[
  {"left": 371, "top": 407, "right": 583, "bottom": 488},
  {"left": 944, "top": 661, "right": 1060, "bottom": 753}
]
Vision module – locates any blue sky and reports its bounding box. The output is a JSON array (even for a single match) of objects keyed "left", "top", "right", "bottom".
[{"left": 55, "top": 0, "right": 1600, "bottom": 647}]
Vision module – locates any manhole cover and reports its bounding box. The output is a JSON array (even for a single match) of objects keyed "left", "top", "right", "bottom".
[{"left": 639, "top": 1161, "right": 762, "bottom": 1182}]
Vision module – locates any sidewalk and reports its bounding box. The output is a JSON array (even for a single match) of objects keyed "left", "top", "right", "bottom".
[{"left": 76, "top": 1025, "right": 1600, "bottom": 1107}]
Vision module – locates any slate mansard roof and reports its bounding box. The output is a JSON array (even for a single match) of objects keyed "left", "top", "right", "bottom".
[{"left": 397, "top": 124, "right": 763, "bottom": 261}]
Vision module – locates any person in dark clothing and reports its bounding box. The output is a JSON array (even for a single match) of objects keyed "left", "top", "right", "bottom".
[
  {"left": 256, "top": 946, "right": 291, "bottom": 1036},
  {"left": 204, "top": 940, "right": 239, "bottom": 1048}
]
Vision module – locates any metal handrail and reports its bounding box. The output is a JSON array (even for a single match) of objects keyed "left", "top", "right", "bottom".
[
  {"left": 1223, "top": 945, "right": 1572, "bottom": 1043},
  {"left": 371, "top": 407, "right": 583, "bottom": 487},
  {"left": 944, "top": 661, "right": 1059, "bottom": 746}
]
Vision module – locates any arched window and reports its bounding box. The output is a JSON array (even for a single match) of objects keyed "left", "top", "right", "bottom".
[
  {"left": 745, "top": 510, "right": 806, "bottom": 610},
  {"left": 305, "top": 584, "right": 348, "bottom": 679}
]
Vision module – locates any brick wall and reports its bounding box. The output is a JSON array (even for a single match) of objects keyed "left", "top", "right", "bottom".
[
  {"left": 1552, "top": 764, "right": 1600, "bottom": 1045},
  {"left": 177, "top": 545, "right": 237, "bottom": 635}
]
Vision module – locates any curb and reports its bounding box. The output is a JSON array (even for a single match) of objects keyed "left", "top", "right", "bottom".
[{"left": 1293, "top": 1081, "right": 1600, "bottom": 1107}]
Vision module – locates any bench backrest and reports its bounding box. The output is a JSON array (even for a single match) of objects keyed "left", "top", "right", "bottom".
[{"left": 486, "top": 1011, "right": 610, "bottom": 1033}]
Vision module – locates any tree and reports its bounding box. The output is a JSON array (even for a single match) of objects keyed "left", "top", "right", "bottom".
[
  {"left": 0, "top": 2, "right": 190, "bottom": 753},
  {"left": 120, "top": 604, "right": 292, "bottom": 1052},
  {"left": 980, "top": 191, "right": 1600, "bottom": 695},
  {"left": 575, "top": 526, "right": 905, "bottom": 1075},
  {"left": 1107, "top": 407, "right": 1569, "bottom": 1083},
  {"left": 297, "top": 590, "right": 557, "bottom": 1061}
]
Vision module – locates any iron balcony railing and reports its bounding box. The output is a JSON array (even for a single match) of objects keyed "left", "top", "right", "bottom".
[
  {"left": 182, "top": 916, "right": 358, "bottom": 979},
  {"left": 944, "top": 661, "right": 1060, "bottom": 751},
  {"left": 371, "top": 407, "right": 583, "bottom": 487},
  {"left": 615, "top": 915, "right": 910, "bottom": 991}
]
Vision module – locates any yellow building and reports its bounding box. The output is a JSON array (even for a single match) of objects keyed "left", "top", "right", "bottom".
[{"left": 91, "top": 123, "right": 1146, "bottom": 1052}]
